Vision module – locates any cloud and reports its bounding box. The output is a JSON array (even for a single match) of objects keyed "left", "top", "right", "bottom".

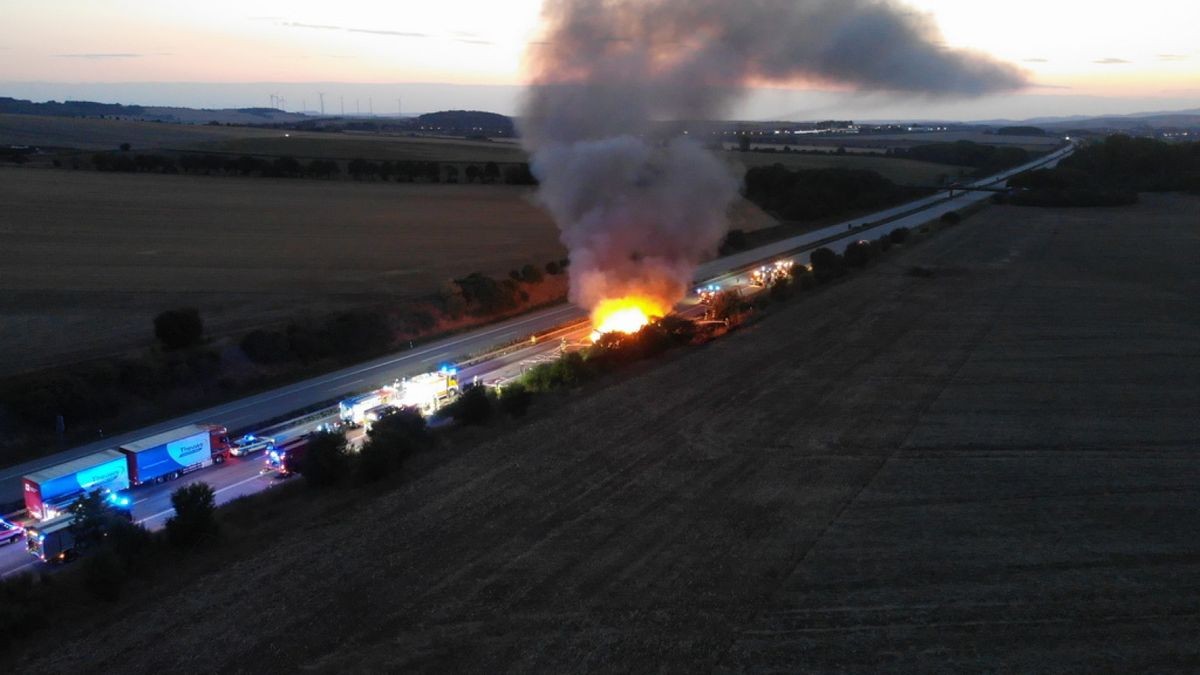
[
  {"left": 282, "top": 21, "right": 342, "bottom": 30},
  {"left": 1158, "top": 54, "right": 1189, "bottom": 61},
  {"left": 346, "top": 28, "right": 427, "bottom": 37},
  {"left": 1023, "top": 58, "right": 1048, "bottom": 63},
  {"left": 1093, "top": 57, "right": 1131, "bottom": 64},
  {"left": 56, "top": 53, "right": 143, "bottom": 59}
]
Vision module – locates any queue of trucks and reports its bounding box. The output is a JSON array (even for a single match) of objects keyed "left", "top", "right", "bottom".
[{"left": 13, "top": 368, "right": 462, "bottom": 563}]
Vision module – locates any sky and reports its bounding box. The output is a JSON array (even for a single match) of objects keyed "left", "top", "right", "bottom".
[{"left": 1, "top": 0, "right": 1197, "bottom": 121}]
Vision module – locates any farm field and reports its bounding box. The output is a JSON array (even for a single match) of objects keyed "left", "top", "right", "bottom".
[
  {"left": 0, "top": 113, "right": 282, "bottom": 150},
  {"left": 725, "top": 149, "right": 972, "bottom": 185},
  {"left": 0, "top": 167, "right": 773, "bottom": 374},
  {"left": 190, "top": 133, "right": 529, "bottom": 163},
  {"left": 19, "top": 194, "right": 1200, "bottom": 671}
]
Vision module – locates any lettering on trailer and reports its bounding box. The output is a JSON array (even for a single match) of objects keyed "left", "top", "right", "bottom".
[
  {"left": 75, "top": 464, "right": 124, "bottom": 491},
  {"left": 167, "top": 435, "right": 210, "bottom": 467}
]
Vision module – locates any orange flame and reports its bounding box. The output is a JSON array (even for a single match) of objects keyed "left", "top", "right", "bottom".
[{"left": 590, "top": 296, "right": 670, "bottom": 341}]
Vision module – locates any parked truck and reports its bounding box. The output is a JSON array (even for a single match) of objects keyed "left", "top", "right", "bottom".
[
  {"left": 23, "top": 449, "right": 131, "bottom": 521},
  {"left": 118, "top": 424, "right": 231, "bottom": 486},
  {"left": 339, "top": 388, "right": 395, "bottom": 426}
]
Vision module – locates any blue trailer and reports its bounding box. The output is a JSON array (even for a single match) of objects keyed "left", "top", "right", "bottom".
[
  {"left": 22, "top": 449, "right": 131, "bottom": 521},
  {"left": 119, "top": 424, "right": 223, "bottom": 486}
]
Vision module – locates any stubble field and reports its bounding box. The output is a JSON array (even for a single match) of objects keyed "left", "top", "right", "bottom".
[
  {"left": 19, "top": 194, "right": 1200, "bottom": 671},
  {"left": 0, "top": 167, "right": 774, "bottom": 374}
]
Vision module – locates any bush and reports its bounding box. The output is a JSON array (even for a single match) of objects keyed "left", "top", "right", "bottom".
[
  {"left": 154, "top": 307, "right": 204, "bottom": 349},
  {"left": 888, "top": 227, "right": 910, "bottom": 244},
  {"left": 545, "top": 261, "right": 560, "bottom": 276},
  {"left": 809, "top": 247, "right": 845, "bottom": 282},
  {"left": 297, "top": 431, "right": 351, "bottom": 487},
  {"left": 877, "top": 235, "right": 892, "bottom": 253},
  {"left": 498, "top": 383, "right": 532, "bottom": 418},
  {"left": 82, "top": 549, "right": 127, "bottom": 601},
  {"left": 166, "top": 483, "right": 218, "bottom": 547},
  {"left": 443, "top": 386, "right": 493, "bottom": 425},
  {"left": 843, "top": 240, "right": 873, "bottom": 268},
  {"left": 940, "top": 211, "right": 962, "bottom": 225},
  {"left": 358, "top": 408, "right": 430, "bottom": 482}
]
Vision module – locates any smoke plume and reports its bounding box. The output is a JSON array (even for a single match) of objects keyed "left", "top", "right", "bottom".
[{"left": 521, "top": 0, "right": 1028, "bottom": 319}]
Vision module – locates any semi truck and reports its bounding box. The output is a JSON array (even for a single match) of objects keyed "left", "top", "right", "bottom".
[
  {"left": 23, "top": 449, "right": 131, "bottom": 521},
  {"left": 118, "top": 424, "right": 231, "bottom": 486}
]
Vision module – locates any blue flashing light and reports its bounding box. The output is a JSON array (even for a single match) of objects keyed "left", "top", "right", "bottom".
[{"left": 268, "top": 450, "right": 280, "bottom": 462}]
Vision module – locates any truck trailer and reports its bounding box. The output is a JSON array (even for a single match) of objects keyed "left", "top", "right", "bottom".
[
  {"left": 119, "top": 424, "right": 230, "bottom": 486},
  {"left": 22, "top": 449, "right": 131, "bottom": 521}
]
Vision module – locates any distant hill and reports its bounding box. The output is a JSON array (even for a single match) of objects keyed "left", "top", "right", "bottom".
[
  {"left": 415, "top": 110, "right": 514, "bottom": 138},
  {"left": 0, "top": 96, "right": 307, "bottom": 125},
  {"left": 0, "top": 97, "right": 146, "bottom": 118}
]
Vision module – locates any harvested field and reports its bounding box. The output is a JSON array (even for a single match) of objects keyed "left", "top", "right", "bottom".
[
  {"left": 726, "top": 150, "right": 971, "bottom": 185},
  {"left": 19, "top": 194, "right": 1200, "bottom": 671},
  {"left": 0, "top": 113, "right": 281, "bottom": 150},
  {"left": 0, "top": 167, "right": 774, "bottom": 374},
  {"left": 191, "top": 133, "right": 529, "bottom": 163}
]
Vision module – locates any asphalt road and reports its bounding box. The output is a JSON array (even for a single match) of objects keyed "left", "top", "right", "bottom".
[{"left": 0, "top": 144, "right": 1072, "bottom": 575}]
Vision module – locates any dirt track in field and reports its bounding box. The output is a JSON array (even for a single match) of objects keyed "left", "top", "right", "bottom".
[{"left": 17, "top": 193, "right": 1200, "bottom": 671}]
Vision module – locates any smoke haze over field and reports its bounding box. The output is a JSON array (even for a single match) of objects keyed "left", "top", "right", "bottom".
[{"left": 520, "top": 0, "right": 1028, "bottom": 319}]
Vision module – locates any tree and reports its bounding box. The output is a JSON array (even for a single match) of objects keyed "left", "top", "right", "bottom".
[
  {"left": 520, "top": 263, "right": 544, "bottom": 284},
  {"left": 297, "top": 431, "right": 351, "bottom": 487},
  {"left": 843, "top": 240, "right": 872, "bottom": 268},
  {"left": 165, "top": 482, "right": 218, "bottom": 547},
  {"left": 69, "top": 490, "right": 116, "bottom": 550},
  {"left": 154, "top": 307, "right": 203, "bottom": 349},
  {"left": 443, "top": 385, "right": 493, "bottom": 425},
  {"left": 710, "top": 290, "right": 743, "bottom": 321},
  {"left": 888, "top": 227, "right": 910, "bottom": 244},
  {"left": 119, "top": 143, "right": 131, "bottom": 152},
  {"left": 357, "top": 409, "right": 428, "bottom": 482},
  {"left": 738, "top": 134, "right": 751, "bottom": 152},
  {"left": 464, "top": 165, "right": 481, "bottom": 183},
  {"left": 482, "top": 161, "right": 500, "bottom": 184},
  {"left": 809, "top": 247, "right": 844, "bottom": 282},
  {"left": 545, "top": 260, "right": 560, "bottom": 276}
]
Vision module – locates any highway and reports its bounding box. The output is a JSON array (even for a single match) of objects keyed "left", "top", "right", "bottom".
[{"left": 0, "top": 143, "right": 1072, "bottom": 577}]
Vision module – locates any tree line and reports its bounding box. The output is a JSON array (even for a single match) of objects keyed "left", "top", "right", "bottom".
[
  {"left": 743, "top": 165, "right": 916, "bottom": 222},
  {"left": 1006, "top": 135, "right": 1200, "bottom": 207},
  {"left": 88, "top": 150, "right": 538, "bottom": 185}
]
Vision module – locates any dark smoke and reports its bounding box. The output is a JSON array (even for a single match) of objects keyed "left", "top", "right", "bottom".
[{"left": 521, "top": 0, "right": 1028, "bottom": 318}]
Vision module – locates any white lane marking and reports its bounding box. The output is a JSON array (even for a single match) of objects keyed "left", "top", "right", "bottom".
[{"left": 1, "top": 560, "right": 35, "bottom": 578}]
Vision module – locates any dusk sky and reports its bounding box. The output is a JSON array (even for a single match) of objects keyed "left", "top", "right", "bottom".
[{"left": 2, "top": 0, "right": 1197, "bottom": 121}]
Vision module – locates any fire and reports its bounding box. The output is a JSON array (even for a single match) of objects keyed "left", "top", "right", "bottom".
[{"left": 590, "top": 296, "right": 669, "bottom": 341}]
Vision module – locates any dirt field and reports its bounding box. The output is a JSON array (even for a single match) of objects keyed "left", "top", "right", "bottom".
[
  {"left": 726, "top": 150, "right": 970, "bottom": 185},
  {"left": 0, "top": 167, "right": 774, "bottom": 374},
  {"left": 19, "top": 194, "right": 1200, "bottom": 671},
  {"left": 0, "top": 113, "right": 283, "bottom": 150}
]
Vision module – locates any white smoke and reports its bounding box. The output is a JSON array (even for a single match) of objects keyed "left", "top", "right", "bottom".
[{"left": 521, "top": 0, "right": 1028, "bottom": 316}]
